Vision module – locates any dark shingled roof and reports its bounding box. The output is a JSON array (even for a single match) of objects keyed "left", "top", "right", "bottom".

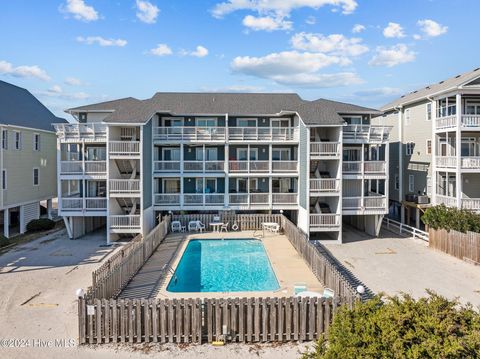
[
  {"left": 67, "top": 92, "right": 381, "bottom": 126},
  {"left": 0, "top": 80, "right": 64, "bottom": 131}
]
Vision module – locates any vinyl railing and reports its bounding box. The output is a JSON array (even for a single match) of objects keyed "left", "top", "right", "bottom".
[
  {"left": 309, "top": 214, "right": 341, "bottom": 228},
  {"left": 272, "top": 193, "right": 298, "bottom": 204},
  {"left": 53, "top": 123, "right": 107, "bottom": 141},
  {"left": 462, "top": 115, "right": 480, "bottom": 128},
  {"left": 182, "top": 194, "right": 225, "bottom": 206},
  {"left": 435, "top": 115, "right": 457, "bottom": 130},
  {"left": 250, "top": 193, "right": 269, "bottom": 204},
  {"left": 60, "top": 161, "right": 83, "bottom": 174},
  {"left": 85, "top": 161, "right": 107, "bottom": 173},
  {"left": 436, "top": 156, "right": 456, "bottom": 168},
  {"left": 382, "top": 217, "right": 429, "bottom": 241},
  {"left": 364, "top": 161, "right": 386, "bottom": 173},
  {"left": 182, "top": 161, "right": 225, "bottom": 172},
  {"left": 228, "top": 127, "right": 299, "bottom": 141},
  {"left": 272, "top": 161, "right": 298, "bottom": 172},
  {"left": 153, "top": 126, "right": 226, "bottom": 141},
  {"left": 310, "top": 178, "right": 340, "bottom": 193},
  {"left": 342, "top": 161, "right": 362, "bottom": 173},
  {"left": 461, "top": 157, "right": 480, "bottom": 169},
  {"left": 342, "top": 161, "right": 386, "bottom": 174},
  {"left": 154, "top": 161, "right": 181, "bottom": 172},
  {"left": 61, "top": 197, "right": 107, "bottom": 211},
  {"left": 343, "top": 125, "right": 391, "bottom": 142},
  {"left": 109, "top": 141, "right": 140, "bottom": 156},
  {"left": 310, "top": 142, "right": 340, "bottom": 157},
  {"left": 109, "top": 215, "right": 141, "bottom": 230},
  {"left": 343, "top": 196, "right": 387, "bottom": 210},
  {"left": 109, "top": 179, "right": 140, "bottom": 194},
  {"left": 435, "top": 195, "right": 457, "bottom": 207},
  {"left": 154, "top": 193, "right": 181, "bottom": 205},
  {"left": 462, "top": 198, "right": 480, "bottom": 210}
]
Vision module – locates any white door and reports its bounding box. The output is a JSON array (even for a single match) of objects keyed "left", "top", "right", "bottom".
[{"left": 206, "top": 148, "right": 218, "bottom": 161}]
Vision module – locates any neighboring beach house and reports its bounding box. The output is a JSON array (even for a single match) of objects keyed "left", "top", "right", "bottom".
[
  {"left": 54, "top": 92, "right": 391, "bottom": 243},
  {"left": 0, "top": 80, "right": 60, "bottom": 237},
  {"left": 374, "top": 68, "right": 480, "bottom": 229}
]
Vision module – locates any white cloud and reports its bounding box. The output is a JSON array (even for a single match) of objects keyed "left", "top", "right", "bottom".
[
  {"left": 135, "top": 0, "right": 160, "bottom": 24},
  {"left": 383, "top": 22, "right": 405, "bottom": 38},
  {"left": 64, "top": 77, "right": 84, "bottom": 86},
  {"left": 49, "top": 85, "right": 63, "bottom": 94},
  {"left": 149, "top": 43, "right": 173, "bottom": 56},
  {"left": 354, "top": 87, "right": 402, "bottom": 97},
  {"left": 369, "top": 44, "right": 415, "bottom": 67},
  {"left": 306, "top": 16, "right": 316, "bottom": 25},
  {"left": 40, "top": 85, "right": 90, "bottom": 100},
  {"left": 231, "top": 50, "right": 360, "bottom": 87},
  {"left": 212, "top": 0, "right": 358, "bottom": 18},
  {"left": 242, "top": 15, "right": 292, "bottom": 31},
  {"left": 202, "top": 85, "right": 265, "bottom": 93},
  {"left": 417, "top": 19, "right": 448, "bottom": 38},
  {"left": 352, "top": 24, "right": 365, "bottom": 33},
  {"left": 0, "top": 60, "right": 50, "bottom": 81},
  {"left": 76, "top": 36, "right": 127, "bottom": 47},
  {"left": 60, "top": 0, "right": 99, "bottom": 22},
  {"left": 180, "top": 45, "right": 209, "bottom": 58},
  {"left": 291, "top": 32, "right": 368, "bottom": 57}
]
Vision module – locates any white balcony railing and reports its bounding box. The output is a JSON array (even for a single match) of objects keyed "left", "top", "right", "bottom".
[
  {"left": 462, "top": 115, "right": 480, "bottom": 128},
  {"left": 61, "top": 197, "right": 107, "bottom": 211},
  {"left": 61, "top": 198, "right": 83, "bottom": 210},
  {"left": 272, "top": 193, "right": 297, "bottom": 204},
  {"left": 54, "top": 123, "right": 107, "bottom": 141},
  {"left": 60, "top": 161, "right": 83, "bottom": 174},
  {"left": 110, "top": 215, "right": 141, "bottom": 230},
  {"left": 343, "top": 196, "right": 387, "bottom": 210},
  {"left": 184, "top": 161, "right": 204, "bottom": 172},
  {"left": 310, "top": 142, "right": 340, "bottom": 157},
  {"left": 249, "top": 161, "right": 270, "bottom": 172},
  {"left": 343, "top": 125, "right": 391, "bottom": 142},
  {"left": 60, "top": 161, "right": 106, "bottom": 175},
  {"left": 310, "top": 214, "right": 341, "bottom": 228},
  {"left": 250, "top": 193, "right": 269, "bottom": 204},
  {"left": 343, "top": 161, "right": 362, "bottom": 173},
  {"left": 310, "top": 178, "right": 340, "bottom": 193},
  {"left": 85, "top": 161, "right": 107, "bottom": 174},
  {"left": 154, "top": 193, "right": 181, "bottom": 205},
  {"left": 85, "top": 198, "right": 108, "bottom": 209},
  {"left": 205, "top": 194, "right": 225, "bottom": 205},
  {"left": 182, "top": 194, "right": 224, "bottom": 206},
  {"left": 109, "top": 179, "right": 140, "bottom": 194},
  {"left": 154, "top": 127, "right": 226, "bottom": 141},
  {"left": 435, "top": 115, "right": 480, "bottom": 130},
  {"left": 204, "top": 161, "right": 225, "bottom": 172},
  {"left": 462, "top": 198, "right": 480, "bottom": 211},
  {"left": 461, "top": 157, "right": 480, "bottom": 169},
  {"left": 436, "top": 195, "right": 457, "bottom": 207},
  {"left": 154, "top": 161, "right": 181, "bottom": 172},
  {"left": 183, "top": 161, "right": 225, "bottom": 172},
  {"left": 364, "top": 161, "right": 386, "bottom": 174},
  {"left": 109, "top": 141, "right": 140, "bottom": 156},
  {"left": 272, "top": 161, "right": 298, "bottom": 172},
  {"left": 228, "top": 127, "right": 299, "bottom": 142},
  {"left": 436, "top": 156, "right": 457, "bottom": 168}
]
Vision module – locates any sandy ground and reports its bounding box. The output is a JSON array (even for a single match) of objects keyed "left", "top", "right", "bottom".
[
  {"left": 0, "top": 229, "right": 310, "bottom": 359},
  {"left": 319, "top": 226, "right": 480, "bottom": 306}
]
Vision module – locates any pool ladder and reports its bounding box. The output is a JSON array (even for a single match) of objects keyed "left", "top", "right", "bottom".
[{"left": 162, "top": 264, "right": 178, "bottom": 284}]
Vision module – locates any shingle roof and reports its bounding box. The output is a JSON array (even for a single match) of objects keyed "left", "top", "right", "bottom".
[
  {"left": 67, "top": 92, "right": 381, "bottom": 126},
  {"left": 381, "top": 67, "right": 480, "bottom": 111},
  {"left": 0, "top": 80, "right": 64, "bottom": 131}
]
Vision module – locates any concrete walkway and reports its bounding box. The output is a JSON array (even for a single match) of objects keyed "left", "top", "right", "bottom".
[{"left": 319, "top": 226, "right": 480, "bottom": 306}]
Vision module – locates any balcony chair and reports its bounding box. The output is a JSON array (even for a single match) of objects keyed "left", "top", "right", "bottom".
[
  {"left": 197, "top": 221, "right": 206, "bottom": 232},
  {"left": 220, "top": 222, "right": 229, "bottom": 232},
  {"left": 213, "top": 215, "right": 221, "bottom": 222},
  {"left": 171, "top": 221, "right": 182, "bottom": 233}
]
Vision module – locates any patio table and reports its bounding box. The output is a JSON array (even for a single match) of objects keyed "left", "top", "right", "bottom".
[
  {"left": 261, "top": 222, "right": 279, "bottom": 237},
  {"left": 210, "top": 222, "right": 223, "bottom": 232}
]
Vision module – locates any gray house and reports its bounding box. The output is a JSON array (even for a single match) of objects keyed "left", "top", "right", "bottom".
[{"left": 0, "top": 80, "right": 60, "bottom": 237}]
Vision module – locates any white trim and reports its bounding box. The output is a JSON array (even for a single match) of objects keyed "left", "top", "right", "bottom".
[
  {"left": 162, "top": 147, "right": 180, "bottom": 161},
  {"left": 236, "top": 147, "right": 258, "bottom": 161},
  {"left": 161, "top": 117, "right": 184, "bottom": 127},
  {"left": 426, "top": 102, "right": 432, "bottom": 121}
]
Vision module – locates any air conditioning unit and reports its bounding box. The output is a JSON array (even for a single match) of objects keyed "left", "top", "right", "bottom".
[
  {"left": 417, "top": 195, "right": 430, "bottom": 204},
  {"left": 405, "top": 194, "right": 417, "bottom": 202}
]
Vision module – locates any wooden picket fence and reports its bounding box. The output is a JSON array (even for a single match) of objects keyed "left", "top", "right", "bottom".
[
  {"left": 78, "top": 295, "right": 339, "bottom": 344},
  {"left": 171, "top": 213, "right": 282, "bottom": 231},
  {"left": 429, "top": 228, "right": 480, "bottom": 265},
  {"left": 281, "top": 216, "right": 361, "bottom": 304},
  {"left": 87, "top": 216, "right": 171, "bottom": 300}
]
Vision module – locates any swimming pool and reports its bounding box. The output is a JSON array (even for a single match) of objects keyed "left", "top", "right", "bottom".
[{"left": 166, "top": 239, "right": 280, "bottom": 292}]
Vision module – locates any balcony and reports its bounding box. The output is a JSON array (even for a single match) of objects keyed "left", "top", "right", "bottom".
[
  {"left": 343, "top": 125, "right": 391, "bottom": 143},
  {"left": 435, "top": 115, "right": 480, "bottom": 131},
  {"left": 436, "top": 156, "right": 480, "bottom": 170},
  {"left": 183, "top": 194, "right": 225, "bottom": 206},
  {"left": 272, "top": 193, "right": 297, "bottom": 204},
  {"left": 154, "top": 161, "right": 181, "bottom": 172},
  {"left": 154, "top": 193, "right": 181, "bottom": 205},
  {"left": 342, "top": 161, "right": 387, "bottom": 177},
  {"left": 153, "top": 127, "right": 226, "bottom": 142},
  {"left": 364, "top": 161, "right": 386, "bottom": 174},
  {"left": 436, "top": 156, "right": 456, "bottom": 169},
  {"left": 272, "top": 161, "right": 298, "bottom": 173},
  {"left": 61, "top": 197, "right": 107, "bottom": 212},
  {"left": 228, "top": 160, "right": 297, "bottom": 173},
  {"left": 60, "top": 161, "right": 107, "bottom": 176},
  {"left": 109, "top": 141, "right": 140, "bottom": 157},
  {"left": 310, "top": 178, "right": 340, "bottom": 194},
  {"left": 184, "top": 161, "right": 225, "bottom": 173},
  {"left": 342, "top": 195, "right": 387, "bottom": 214},
  {"left": 228, "top": 127, "right": 299, "bottom": 142},
  {"left": 436, "top": 195, "right": 480, "bottom": 211},
  {"left": 109, "top": 179, "right": 141, "bottom": 196},
  {"left": 309, "top": 214, "right": 341, "bottom": 231},
  {"left": 310, "top": 142, "right": 340, "bottom": 158},
  {"left": 54, "top": 123, "right": 107, "bottom": 142},
  {"left": 109, "top": 215, "right": 141, "bottom": 232}
]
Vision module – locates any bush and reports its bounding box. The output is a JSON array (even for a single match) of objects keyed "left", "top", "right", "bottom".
[
  {"left": 422, "top": 205, "right": 480, "bottom": 233},
  {"left": 303, "top": 292, "right": 480, "bottom": 359},
  {"left": 26, "top": 218, "right": 55, "bottom": 232},
  {"left": 0, "top": 235, "right": 11, "bottom": 248}
]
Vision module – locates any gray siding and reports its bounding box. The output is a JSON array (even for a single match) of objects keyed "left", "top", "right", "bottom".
[
  {"left": 298, "top": 121, "right": 308, "bottom": 210},
  {"left": 142, "top": 121, "right": 152, "bottom": 209}
]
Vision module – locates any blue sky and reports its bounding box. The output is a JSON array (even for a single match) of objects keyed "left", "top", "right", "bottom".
[{"left": 0, "top": 0, "right": 478, "bottom": 118}]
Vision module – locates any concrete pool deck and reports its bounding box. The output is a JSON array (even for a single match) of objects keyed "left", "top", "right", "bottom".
[{"left": 119, "top": 230, "right": 323, "bottom": 299}]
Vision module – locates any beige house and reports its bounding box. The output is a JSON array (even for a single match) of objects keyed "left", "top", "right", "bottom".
[
  {"left": 0, "top": 80, "right": 60, "bottom": 237},
  {"left": 373, "top": 68, "right": 480, "bottom": 229}
]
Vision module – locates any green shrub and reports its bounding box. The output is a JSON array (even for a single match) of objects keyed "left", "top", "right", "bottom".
[
  {"left": 26, "top": 218, "right": 55, "bottom": 232},
  {"left": 0, "top": 235, "right": 11, "bottom": 248},
  {"left": 303, "top": 292, "right": 480, "bottom": 359},
  {"left": 422, "top": 205, "right": 480, "bottom": 233}
]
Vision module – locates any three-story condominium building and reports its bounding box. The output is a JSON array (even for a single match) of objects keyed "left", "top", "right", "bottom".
[
  {"left": 55, "top": 93, "right": 391, "bottom": 243},
  {"left": 0, "top": 80, "right": 60, "bottom": 237},
  {"left": 374, "top": 68, "right": 480, "bottom": 229}
]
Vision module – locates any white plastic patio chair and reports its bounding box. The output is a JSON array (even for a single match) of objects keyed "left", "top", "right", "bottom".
[
  {"left": 213, "top": 215, "right": 220, "bottom": 222},
  {"left": 197, "top": 221, "right": 206, "bottom": 232},
  {"left": 171, "top": 221, "right": 181, "bottom": 232},
  {"left": 188, "top": 221, "right": 199, "bottom": 231},
  {"left": 220, "top": 222, "right": 229, "bottom": 232},
  {"left": 271, "top": 223, "right": 280, "bottom": 233}
]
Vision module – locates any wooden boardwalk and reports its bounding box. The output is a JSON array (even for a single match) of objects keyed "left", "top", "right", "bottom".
[{"left": 118, "top": 234, "right": 184, "bottom": 299}]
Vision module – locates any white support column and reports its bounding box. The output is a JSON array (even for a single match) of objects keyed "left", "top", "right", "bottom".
[
  {"left": 47, "top": 198, "right": 53, "bottom": 219},
  {"left": 398, "top": 108, "right": 405, "bottom": 223},
  {"left": 56, "top": 138, "right": 62, "bottom": 214},
  {"left": 3, "top": 208, "right": 9, "bottom": 238},
  {"left": 361, "top": 143, "right": 365, "bottom": 211},
  {"left": 268, "top": 144, "right": 272, "bottom": 174},
  {"left": 82, "top": 140, "right": 86, "bottom": 211},
  {"left": 19, "top": 205, "right": 25, "bottom": 234},
  {"left": 224, "top": 143, "right": 229, "bottom": 208},
  {"left": 202, "top": 144, "right": 206, "bottom": 174},
  {"left": 431, "top": 99, "right": 437, "bottom": 205},
  {"left": 247, "top": 144, "right": 250, "bottom": 173},
  {"left": 455, "top": 93, "right": 462, "bottom": 208},
  {"left": 385, "top": 142, "right": 390, "bottom": 213},
  {"left": 269, "top": 176, "right": 273, "bottom": 209}
]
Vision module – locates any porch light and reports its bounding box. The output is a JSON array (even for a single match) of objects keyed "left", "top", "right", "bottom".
[
  {"left": 356, "top": 285, "right": 365, "bottom": 294},
  {"left": 75, "top": 288, "right": 85, "bottom": 297},
  {"left": 280, "top": 210, "right": 284, "bottom": 214}
]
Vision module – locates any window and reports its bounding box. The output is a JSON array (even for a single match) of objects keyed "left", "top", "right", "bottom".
[
  {"left": 163, "top": 179, "right": 180, "bottom": 193},
  {"left": 461, "top": 138, "right": 476, "bottom": 156},
  {"left": 408, "top": 175, "right": 414, "bottom": 193},
  {"left": 2, "top": 169, "right": 6, "bottom": 190},
  {"left": 14, "top": 131, "right": 22, "bottom": 150},
  {"left": 272, "top": 178, "right": 291, "bottom": 193},
  {"left": 237, "top": 148, "right": 258, "bottom": 161},
  {"left": 394, "top": 175, "right": 399, "bottom": 190},
  {"left": 426, "top": 103, "right": 432, "bottom": 121},
  {"left": 205, "top": 148, "right": 218, "bottom": 161},
  {"left": 162, "top": 147, "right": 180, "bottom": 161},
  {"left": 33, "top": 168, "right": 39, "bottom": 186},
  {"left": 271, "top": 119, "right": 290, "bottom": 128},
  {"left": 405, "top": 109, "right": 411, "bottom": 125},
  {"left": 426, "top": 140, "right": 432, "bottom": 155},
  {"left": 33, "top": 133, "right": 40, "bottom": 151},
  {"left": 205, "top": 179, "right": 217, "bottom": 193},
  {"left": 272, "top": 148, "right": 291, "bottom": 161},
  {"left": 195, "top": 147, "right": 204, "bottom": 161},
  {"left": 465, "top": 102, "right": 480, "bottom": 115},
  {"left": 2, "top": 130, "right": 7, "bottom": 150},
  {"left": 344, "top": 116, "right": 362, "bottom": 125},
  {"left": 196, "top": 118, "right": 217, "bottom": 127},
  {"left": 406, "top": 142, "right": 415, "bottom": 156},
  {"left": 237, "top": 118, "right": 257, "bottom": 127}
]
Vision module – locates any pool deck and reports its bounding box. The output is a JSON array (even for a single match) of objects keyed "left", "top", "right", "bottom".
[{"left": 119, "top": 230, "right": 323, "bottom": 299}]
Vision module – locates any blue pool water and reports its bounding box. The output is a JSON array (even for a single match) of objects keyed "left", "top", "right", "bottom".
[{"left": 166, "top": 239, "right": 280, "bottom": 292}]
